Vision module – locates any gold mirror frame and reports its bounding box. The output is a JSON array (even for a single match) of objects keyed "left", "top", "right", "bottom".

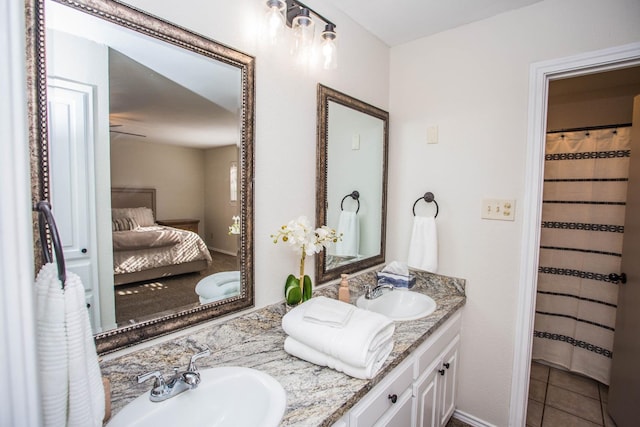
[
  {"left": 315, "top": 84, "right": 389, "bottom": 283},
  {"left": 26, "top": 0, "right": 255, "bottom": 354}
]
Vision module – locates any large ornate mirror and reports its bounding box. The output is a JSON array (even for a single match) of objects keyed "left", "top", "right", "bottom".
[
  {"left": 316, "top": 84, "right": 388, "bottom": 283},
  {"left": 26, "top": 0, "right": 255, "bottom": 354}
]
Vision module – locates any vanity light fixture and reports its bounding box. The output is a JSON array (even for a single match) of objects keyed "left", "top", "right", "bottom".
[{"left": 262, "top": 0, "right": 338, "bottom": 70}]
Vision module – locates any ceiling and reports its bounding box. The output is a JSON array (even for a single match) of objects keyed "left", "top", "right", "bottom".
[{"left": 318, "top": 0, "right": 544, "bottom": 46}]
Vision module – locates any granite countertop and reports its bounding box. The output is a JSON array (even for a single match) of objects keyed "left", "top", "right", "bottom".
[{"left": 100, "top": 270, "right": 466, "bottom": 426}]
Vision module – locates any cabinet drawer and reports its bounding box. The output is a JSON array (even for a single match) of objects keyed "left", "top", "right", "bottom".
[
  {"left": 350, "top": 358, "right": 414, "bottom": 426},
  {"left": 374, "top": 388, "right": 413, "bottom": 427},
  {"left": 415, "top": 312, "right": 461, "bottom": 374}
]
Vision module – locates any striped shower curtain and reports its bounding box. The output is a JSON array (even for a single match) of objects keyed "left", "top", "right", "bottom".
[{"left": 532, "top": 126, "right": 631, "bottom": 385}]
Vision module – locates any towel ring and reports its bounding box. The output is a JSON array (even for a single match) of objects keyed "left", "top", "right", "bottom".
[
  {"left": 341, "top": 191, "right": 360, "bottom": 214},
  {"left": 412, "top": 192, "right": 439, "bottom": 218},
  {"left": 34, "top": 201, "right": 67, "bottom": 287}
]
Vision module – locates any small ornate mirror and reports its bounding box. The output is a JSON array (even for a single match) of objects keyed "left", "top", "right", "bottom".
[
  {"left": 26, "top": 0, "right": 255, "bottom": 354},
  {"left": 316, "top": 84, "right": 389, "bottom": 283}
]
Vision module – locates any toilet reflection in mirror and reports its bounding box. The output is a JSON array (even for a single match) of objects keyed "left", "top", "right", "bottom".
[{"left": 316, "top": 84, "right": 389, "bottom": 284}]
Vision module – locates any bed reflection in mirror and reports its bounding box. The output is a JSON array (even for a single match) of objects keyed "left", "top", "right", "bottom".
[{"left": 29, "top": 0, "right": 255, "bottom": 353}]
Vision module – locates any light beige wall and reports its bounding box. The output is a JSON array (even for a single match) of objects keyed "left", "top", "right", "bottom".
[
  {"left": 110, "top": 138, "right": 205, "bottom": 230},
  {"left": 389, "top": 0, "right": 640, "bottom": 424},
  {"left": 204, "top": 145, "right": 239, "bottom": 255}
]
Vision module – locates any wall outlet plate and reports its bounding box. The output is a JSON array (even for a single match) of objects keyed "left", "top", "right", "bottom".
[{"left": 481, "top": 199, "right": 515, "bottom": 221}]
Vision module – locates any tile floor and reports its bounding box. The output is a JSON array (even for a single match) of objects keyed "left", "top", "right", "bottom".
[{"left": 527, "top": 361, "right": 616, "bottom": 427}]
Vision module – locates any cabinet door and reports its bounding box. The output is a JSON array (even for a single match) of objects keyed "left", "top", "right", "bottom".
[
  {"left": 439, "top": 335, "right": 460, "bottom": 426},
  {"left": 374, "top": 388, "right": 414, "bottom": 427},
  {"left": 415, "top": 362, "right": 440, "bottom": 427}
]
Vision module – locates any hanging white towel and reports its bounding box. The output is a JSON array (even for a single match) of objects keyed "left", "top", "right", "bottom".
[
  {"left": 36, "top": 263, "right": 105, "bottom": 427},
  {"left": 335, "top": 211, "right": 359, "bottom": 257},
  {"left": 407, "top": 216, "right": 438, "bottom": 272},
  {"left": 36, "top": 263, "right": 68, "bottom": 427}
]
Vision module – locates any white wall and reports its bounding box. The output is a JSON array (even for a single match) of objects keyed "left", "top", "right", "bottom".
[
  {"left": 119, "top": 0, "right": 390, "bottom": 307},
  {"left": 110, "top": 138, "right": 206, "bottom": 225},
  {"left": 388, "top": 0, "right": 640, "bottom": 424}
]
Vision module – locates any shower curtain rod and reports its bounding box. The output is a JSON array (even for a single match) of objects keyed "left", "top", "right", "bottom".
[{"left": 547, "top": 123, "right": 632, "bottom": 134}]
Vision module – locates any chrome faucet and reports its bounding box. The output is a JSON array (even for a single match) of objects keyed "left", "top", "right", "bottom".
[
  {"left": 364, "top": 283, "right": 394, "bottom": 299},
  {"left": 137, "top": 347, "right": 211, "bottom": 402}
]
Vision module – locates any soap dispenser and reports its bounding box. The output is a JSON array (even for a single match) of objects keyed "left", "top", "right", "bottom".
[{"left": 338, "top": 274, "right": 350, "bottom": 303}]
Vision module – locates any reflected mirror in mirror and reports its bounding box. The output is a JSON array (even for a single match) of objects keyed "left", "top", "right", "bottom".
[
  {"left": 27, "top": 0, "right": 255, "bottom": 354},
  {"left": 316, "top": 84, "right": 389, "bottom": 283}
]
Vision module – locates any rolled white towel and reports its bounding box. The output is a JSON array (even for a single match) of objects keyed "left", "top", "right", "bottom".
[
  {"left": 284, "top": 336, "right": 393, "bottom": 379},
  {"left": 282, "top": 298, "right": 394, "bottom": 368}
]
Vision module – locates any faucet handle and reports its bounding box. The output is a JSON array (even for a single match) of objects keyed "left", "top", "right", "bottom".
[
  {"left": 136, "top": 370, "right": 166, "bottom": 388},
  {"left": 364, "top": 284, "right": 372, "bottom": 297},
  {"left": 187, "top": 346, "right": 211, "bottom": 372}
]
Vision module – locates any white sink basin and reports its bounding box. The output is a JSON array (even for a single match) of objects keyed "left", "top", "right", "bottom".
[
  {"left": 356, "top": 290, "right": 437, "bottom": 321},
  {"left": 107, "top": 367, "right": 286, "bottom": 427}
]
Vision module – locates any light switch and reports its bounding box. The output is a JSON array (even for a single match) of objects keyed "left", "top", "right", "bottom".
[
  {"left": 427, "top": 125, "right": 439, "bottom": 144},
  {"left": 351, "top": 134, "right": 360, "bottom": 150},
  {"left": 481, "top": 199, "right": 516, "bottom": 221}
]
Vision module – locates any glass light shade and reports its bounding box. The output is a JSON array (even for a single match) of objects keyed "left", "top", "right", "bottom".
[
  {"left": 264, "top": 0, "right": 286, "bottom": 45},
  {"left": 291, "top": 8, "right": 315, "bottom": 55},
  {"left": 321, "top": 26, "right": 337, "bottom": 70}
]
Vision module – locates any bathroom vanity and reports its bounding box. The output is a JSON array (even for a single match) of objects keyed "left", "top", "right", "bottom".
[
  {"left": 332, "top": 311, "right": 461, "bottom": 427},
  {"left": 100, "top": 270, "right": 465, "bottom": 426}
]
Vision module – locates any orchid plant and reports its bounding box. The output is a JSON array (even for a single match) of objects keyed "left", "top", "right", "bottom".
[{"left": 271, "top": 215, "right": 341, "bottom": 304}]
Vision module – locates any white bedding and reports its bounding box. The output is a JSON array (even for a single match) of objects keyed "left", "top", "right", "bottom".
[{"left": 113, "top": 225, "right": 212, "bottom": 275}]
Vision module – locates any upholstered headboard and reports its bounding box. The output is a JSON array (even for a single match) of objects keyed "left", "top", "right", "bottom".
[{"left": 111, "top": 187, "right": 156, "bottom": 217}]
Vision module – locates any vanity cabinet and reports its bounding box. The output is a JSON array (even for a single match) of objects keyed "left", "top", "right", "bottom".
[
  {"left": 333, "top": 311, "right": 461, "bottom": 427},
  {"left": 414, "top": 335, "right": 460, "bottom": 427}
]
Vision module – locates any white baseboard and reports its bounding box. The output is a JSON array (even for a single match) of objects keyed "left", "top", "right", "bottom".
[{"left": 452, "top": 409, "right": 497, "bottom": 427}]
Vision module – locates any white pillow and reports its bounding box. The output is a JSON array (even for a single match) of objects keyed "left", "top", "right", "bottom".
[{"left": 112, "top": 207, "right": 155, "bottom": 227}]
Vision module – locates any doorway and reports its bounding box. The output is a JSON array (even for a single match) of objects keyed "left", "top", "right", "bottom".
[{"left": 509, "top": 42, "right": 640, "bottom": 426}]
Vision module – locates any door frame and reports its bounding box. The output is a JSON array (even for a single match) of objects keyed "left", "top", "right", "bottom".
[{"left": 509, "top": 41, "right": 640, "bottom": 426}]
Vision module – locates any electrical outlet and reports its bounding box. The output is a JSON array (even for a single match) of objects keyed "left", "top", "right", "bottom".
[{"left": 481, "top": 199, "right": 515, "bottom": 221}]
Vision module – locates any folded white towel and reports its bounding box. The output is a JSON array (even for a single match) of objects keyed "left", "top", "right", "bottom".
[
  {"left": 303, "top": 296, "right": 355, "bottom": 328},
  {"left": 284, "top": 336, "right": 393, "bottom": 379},
  {"left": 335, "top": 211, "right": 359, "bottom": 257},
  {"left": 36, "top": 263, "right": 105, "bottom": 427},
  {"left": 282, "top": 298, "right": 394, "bottom": 368},
  {"left": 407, "top": 216, "right": 438, "bottom": 272}
]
